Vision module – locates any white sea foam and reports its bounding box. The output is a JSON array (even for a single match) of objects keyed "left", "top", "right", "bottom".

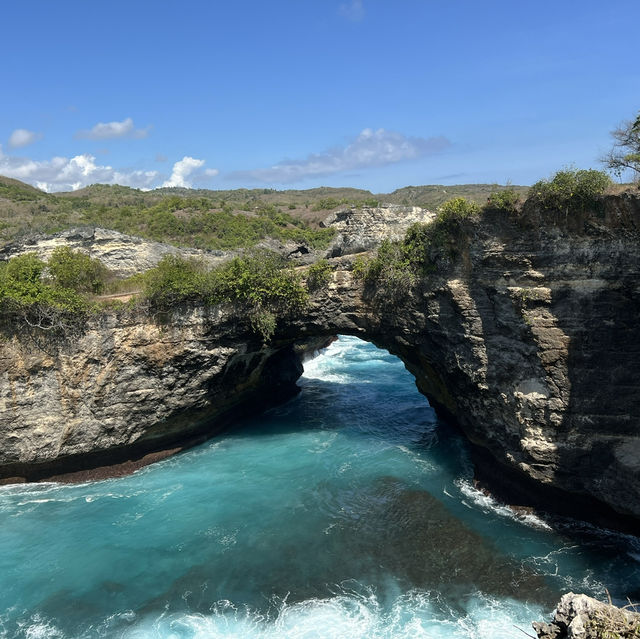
[
  {"left": 301, "top": 336, "right": 362, "bottom": 384},
  {"left": 117, "top": 590, "right": 544, "bottom": 639},
  {"left": 13, "top": 615, "right": 65, "bottom": 639},
  {"left": 7, "top": 593, "right": 529, "bottom": 639},
  {"left": 396, "top": 444, "right": 438, "bottom": 473},
  {"left": 455, "top": 479, "right": 552, "bottom": 530},
  {"left": 302, "top": 356, "right": 352, "bottom": 384}
]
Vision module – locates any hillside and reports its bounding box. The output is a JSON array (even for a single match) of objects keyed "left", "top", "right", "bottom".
[{"left": 0, "top": 175, "right": 528, "bottom": 250}]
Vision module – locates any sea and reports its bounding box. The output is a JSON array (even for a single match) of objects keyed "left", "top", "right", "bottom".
[{"left": 1, "top": 335, "right": 639, "bottom": 638}]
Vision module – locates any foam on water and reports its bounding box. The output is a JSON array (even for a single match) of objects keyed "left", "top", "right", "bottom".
[
  {"left": 1, "top": 336, "right": 639, "bottom": 638},
  {"left": 3, "top": 591, "right": 546, "bottom": 639},
  {"left": 455, "top": 479, "right": 553, "bottom": 530}
]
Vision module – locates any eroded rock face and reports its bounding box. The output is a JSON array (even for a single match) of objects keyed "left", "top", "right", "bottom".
[
  {"left": 323, "top": 205, "right": 435, "bottom": 257},
  {"left": 0, "top": 227, "right": 230, "bottom": 277},
  {"left": 0, "top": 196, "right": 638, "bottom": 530},
  {"left": 0, "top": 308, "right": 325, "bottom": 481}
]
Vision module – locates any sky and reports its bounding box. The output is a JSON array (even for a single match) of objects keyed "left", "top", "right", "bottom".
[{"left": 1, "top": 0, "right": 638, "bottom": 193}]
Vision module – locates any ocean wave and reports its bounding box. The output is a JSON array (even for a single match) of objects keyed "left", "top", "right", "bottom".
[
  {"left": 455, "top": 479, "right": 552, "bottom": 531},
  {"left": 114, "top": 589, "right": 545, "bottom": 639},
  {"left": 2, "top": 590, "right": 545, "bottom": 639}
]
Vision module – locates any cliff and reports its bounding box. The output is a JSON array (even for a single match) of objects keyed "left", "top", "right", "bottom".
[
  {"left": 0, "top": 227, "right": 229, "bottom": 277},
  {"left": 0, "top": 194, "right": 638, "bottom": 530}
]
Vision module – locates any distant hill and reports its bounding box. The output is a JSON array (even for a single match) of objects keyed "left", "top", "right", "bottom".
[
  {"left": 0, "top": 176, "right": 530, "bottom": 251},
  {"left": 0, "top": 175, "right": 46, "bottom": 201},
  {"left": 382, "top": 183, "right": 530, "bottom": 209}
]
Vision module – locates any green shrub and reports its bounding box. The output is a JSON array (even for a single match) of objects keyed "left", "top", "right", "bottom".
[
  {"left": 248, "top": 309, "right": 277, "bottom": 341},
  {"left": 0, "top": 252, "right": 92, "bottom": 334},
  {"left": 351, "top": 240, "right": 416, "bottom": 300},
  {"left": 142, "top": 250, "right": 308, "bottom": 341},
  {"left": 401, "top": 198, "right": 478, "bottom": 267},
  {"left": 211, "top": 251, "right": 306, "bottom": 308},
  {"left": 437, "top": 196, "right": 480, "bottom": 222},
  {"left": 142, "top": 255, "right": 207, "bottom": 306},
  {"left": 4, "top": 253, "right": 45, "bottom": 290},
  {"left": 312, "top": 198, "right": 343, "bottom": 211},
  {"left": 352, "top": 198, "right": 481, "bottom": 300},
  {"left": 528, "top": 169, "right": 611, "bottom": 212},
  {"left": 47, "top": 246, "right": 108, "bottom": 294},
  {"left": 485, "top": 188, "right": 521, "bottom": 212},
  {"left": 305, "top": 259, "right": 332, "bottom": 291},
  {"left": 351, "top": 255, "right": 370, "bottom": 280}
]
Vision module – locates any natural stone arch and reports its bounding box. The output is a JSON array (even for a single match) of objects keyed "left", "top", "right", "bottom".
[{"left": 0, "top": 197, "right": 639, "bottom": 533}]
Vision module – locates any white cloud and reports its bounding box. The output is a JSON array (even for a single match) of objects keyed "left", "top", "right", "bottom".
[
  {"left": 162, "top": 156, "right": 207, "bottom": 188},
  {"left": 338, "top": 0, "right": 365, "bottom": 21},
  {"left": 0, "top": 145, "right": 159, "bottom": 192},
  {"left": 75, "top": 117, "right": 150, "bottom": 140},
  {"left": 232, "top": 128, "right": 451, "bottom": 184},
  {"left": 8, "top": 129, "right": 42, "bottom": 149}
]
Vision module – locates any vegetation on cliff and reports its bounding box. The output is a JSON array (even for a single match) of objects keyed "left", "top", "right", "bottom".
[
  {"left": 0, "top": 166, "right": 626, "bottom": 339},
  {"left": 0, "top": 249, "right": 102, "bottom": 334},
  {"left": 603, "top": 108, "right": 640, "bottom": 180},
  {"left": 354, "top": 169, "right": 613, "bottom": 299},
  {"left": 0, "top": 176, "right": 530, "bottom": 250},
  {"left": 353, "top": 194, "right": 482, "bottom": 297},
  {"left": 0, "top": 247, "right": 312, "bottom": 342},
  {"left": 143, "top": 251, "right": 308, "bottom": 339},
  {"left": 528, "top": 169, "right": 611, "bottom": 213}
]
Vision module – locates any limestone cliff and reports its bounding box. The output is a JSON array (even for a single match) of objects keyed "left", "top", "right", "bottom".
[
  {"left": 322, "top": 204, "right": 435, "bottom": 256},
  {"left": 0, "top": 227, "right": 230, "bottom": 277},
  {"left": 0, "top": 195, "right": 638, "bottom": 531}
]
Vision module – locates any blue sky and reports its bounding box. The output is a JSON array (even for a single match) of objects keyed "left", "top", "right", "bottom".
[{"left": 1, "top": 0, "right": 638, "bottom": 192}]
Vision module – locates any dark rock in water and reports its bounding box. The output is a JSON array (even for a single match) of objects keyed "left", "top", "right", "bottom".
[
  {"left": 135, "top": 476, "right": 557, "bottom": 616},
  {"left": 533, "top": 592, "right": 640, "bottom": 639},
  {"left": 345, "top": 477, "right": 558, "bottom": 607}
]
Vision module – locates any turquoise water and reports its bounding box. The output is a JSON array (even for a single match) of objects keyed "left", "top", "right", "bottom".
[{"left": 1, "top": 335, "right": 639, "bottom": 638}]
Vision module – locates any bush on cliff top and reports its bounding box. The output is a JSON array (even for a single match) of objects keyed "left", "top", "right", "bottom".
[
  {"left": 305, "top": 259, "right": 332, "bottom": 292},
  {"left": 353, "top": 196, "right": 480, "bottom": 299},
  {"left": 47, "top": 246, "right": 109, "bottom": 294},
  {"left": 528, "top": 169, "right": 611, "bottom": 213},
  {"left": 0, "top": 251, "right": 97, "bottom": 334},
  {"left": 143, "top": 251, "right": 308, "bottom": 340},
  {"left": 484, "top": 186, "right": 521, "bottom": 213},
  {"left": 0, "top": 246, "right": 320, "bottom": 342}
]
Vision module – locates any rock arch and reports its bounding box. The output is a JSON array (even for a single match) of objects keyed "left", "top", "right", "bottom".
[{"left": 0, "top": 198, "right": 639, "bottom": 531}]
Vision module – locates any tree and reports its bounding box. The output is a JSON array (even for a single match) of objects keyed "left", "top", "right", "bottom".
[{"left": 603, "top": 110, "right": 640, "bottom": 180}]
